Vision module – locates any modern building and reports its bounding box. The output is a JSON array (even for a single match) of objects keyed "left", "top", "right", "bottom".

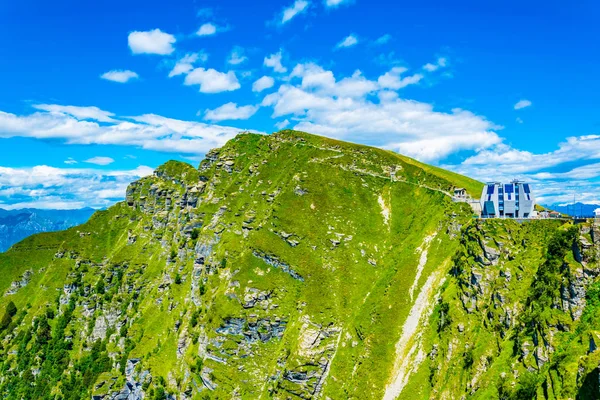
[{"left": 480, "top": 180, "right": 535, "bottom": 218}]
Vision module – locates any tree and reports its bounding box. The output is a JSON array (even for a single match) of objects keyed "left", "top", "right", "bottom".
[
  {"left": 95, "top": 279, "right": 105, "bottom": 295},
  {"left": 154, "top": 387, "right": 167, "bottom": 400},
  {"left": 6, "top": 301, "right": 17, "bottom": 317},
  {"left": 0, "top": 301, "right": 17, "bottom": 331}
]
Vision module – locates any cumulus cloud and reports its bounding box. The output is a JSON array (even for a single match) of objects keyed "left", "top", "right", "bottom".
[
  {"left": 100, "top": 70, "right": 139, "bottom": 83},
  {"left": 275, "top": 119, "right": 290, "bottom": 130},
  {"left": 168, "top": 52, "right": 207, "bottom": 78},
  {"left": 336, "top": 34, "right": 358, "bottom": 49},
  {"left": 196, "top": 23, "right": 220, "bottom": 36},
  {"left": 64, "top": 158, "right": 77, "bottom": 165},
  {"left": 128, "top": 29, "right": 176, "bottom": 55},
  {"left": 32, "top": 104, "right": 117, "bottom": 123},
  {"left": 280, "top": 0, "right": 310, "bottom": 24},
  {"left": 0, "top": 165, "right": 154, "bottom": 210},
  {"left": 228, "top": 46, "right": 248, "bottom": 65},
  {"left": 289, "top": 63, "right": 377, "bottom": 97},
  {"left": 85, "top": 156, "right": 115, "bottom": 166},
  {"left": 377, "top": 67, "right": 423, "bottom": 90},
  {"left": 423, "top": 57, "right": 448, "bottom": 72},
  {"left": 183, "top": 68, "right": 241, "bottom": 93},
  {"left": 252, "top": 76, "right": 275, "bottom": 92},
  {"left": 0, "top": 105, "right": 258, "bottom": 156},
  {"left": 445, "top": 135, "right": 600, "bottom": 204},
  {"left": 325, "top": 0, "right": 353, "bottom": 7},
  {"left": 264, "top": 51, "right": 287, "bottom": 73},
  {"left": 261, "top": 62, "right": 501, "bottom": 162},
  {"left": 514, "top": 99, "right": 532, "bottom": 110},
  {"left": 204, "top": 102, "right": 259, "bottom": 122},
  {"left": 374, "top": 34, "right": 391, "bottom": 45}
]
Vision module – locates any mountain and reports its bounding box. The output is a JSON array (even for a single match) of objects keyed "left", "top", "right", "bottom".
[
  {"left": 0, "top": 208, "right": 96, "bottom": 252},
  {"left": 0, "top": 130, "right": 599, "bottom": 400},
  {"left": 545, "top": 202, "right": 600, "bottom": 218}
]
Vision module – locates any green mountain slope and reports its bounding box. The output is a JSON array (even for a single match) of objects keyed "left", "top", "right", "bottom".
[{"left": 0, "top": 130, "right": 598, "bottom": 400}]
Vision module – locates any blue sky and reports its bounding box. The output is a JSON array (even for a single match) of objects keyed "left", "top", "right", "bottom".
[{"left": 0, "top": 0, "right": 599, "bottom": 209}]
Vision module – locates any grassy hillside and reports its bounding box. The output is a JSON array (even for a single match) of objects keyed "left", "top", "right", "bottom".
[{"left": 0, "top": 130, "right": 597, "bottom": 400}]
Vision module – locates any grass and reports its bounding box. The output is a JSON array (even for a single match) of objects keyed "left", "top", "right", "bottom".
[{"left": 1, "top": 130, "right": 592, "bottom": 400}]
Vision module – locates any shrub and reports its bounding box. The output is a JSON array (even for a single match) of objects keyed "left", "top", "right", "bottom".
[{"left": 6, "top": 301, "right": 17, "bottom": 317}]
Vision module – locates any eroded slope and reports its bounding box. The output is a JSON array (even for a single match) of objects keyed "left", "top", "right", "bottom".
[{"left": 0, "top": 130, "right": 479, "bottom": 399}]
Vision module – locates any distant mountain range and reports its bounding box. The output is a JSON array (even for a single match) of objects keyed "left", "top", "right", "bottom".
[
  {"left": 544, "top": 202, "right": 600, "bottom": 217},
  {"left": 0, "top": 208, "right": 95, "bottom": 252}
]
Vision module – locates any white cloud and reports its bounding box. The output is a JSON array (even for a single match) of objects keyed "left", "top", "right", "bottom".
[
  {"left": 100, "top": 70, "right": 139, "bottom": 83},
  {"left": 196, "top": 23, "right": 218, "bottom": 36},
  {"left": 128, "top": 29, "right": 176, "bottom": 55},
  {"left": 0, "top": 105, "right": 260, "bottom": 156},
  {"left": 275, "top": 119, "right": 290, "bottom": 130},
  {"left": 378, "top": 67, "right": 423, "bottom": 90},
  {"left": 325, "top": 0, "right": 353, "bottom": 7},
  {"left": 168, "top": 52, "right": 207, "bottom": 78},
  {"left": 445, "top": 135, "right": 600, "bottom": 204},
  {"left": 32, "top": 104, "right": 117, "bottom": 123},
  {"left": 460, "top": 135, "right": 600, "bottom": 173},
  {"left": 374, "top": 34, "right": 391, "bottom": 45},
  {"left": 204, "top": 102, "right": 259, "bottom": 122},
  {"left": 514, "top": 99, "right": 532, "bottom": 110},
  {"left": 336, "top": 34, "right": 358, "bottom": 49},
  {"left": 264, "top": 51, "right": 287, "bottom": 73},
  {"left": 184, "top": 68, "right": 241, "bottom": 93},
  {"left": 252, "top": 76, "right": 275, "bottom": 92},
  {"left": 280, "top": 0, "right": 310, "bottom": 24},
  {"left": 423, "top": 57, "right": 448, "bottom": 72},
  {"left": 0, "top": 164, "right": 154, "bottom": 210},
  {"left": 64, "top": 158, "right": 77, "bottom": 165},
  {"left": 85, "top": 156, "right": 115, "bottom": 166},
  {"left": 516, "top": 117, "right": 523, "bottom": 124},
  {"left": 261, "top": 62, "right": 501, "bottom": 162},
  {"left": 228, "top": 46, "right": 248, "bottom": 65},
  {"left": 289, "top": 63, "right": 377, "bottom": 98}
]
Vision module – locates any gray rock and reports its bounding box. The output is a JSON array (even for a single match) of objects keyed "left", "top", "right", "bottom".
[{"left": 252, "top": 250, "right": 304, "bottom": 281}]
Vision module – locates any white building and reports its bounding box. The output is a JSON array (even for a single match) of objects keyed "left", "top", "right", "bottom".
[{"left": 480, "top": 180, "right": 535, "bottom": 218}]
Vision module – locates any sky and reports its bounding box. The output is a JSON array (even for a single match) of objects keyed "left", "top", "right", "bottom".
[{"left": 0, "top": 0, "right": 599, "bottom": 209}]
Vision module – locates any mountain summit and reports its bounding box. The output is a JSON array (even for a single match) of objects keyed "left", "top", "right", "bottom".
[{"left": 0, "top": 131, "right": 598, "bottom": 399}]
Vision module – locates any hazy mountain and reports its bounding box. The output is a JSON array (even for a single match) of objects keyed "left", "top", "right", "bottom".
[
  {"left": 0, "top": 208, "right": 95, "bottom": 252},
  {"left": 0, "top": 131, "right": 598, "bottom": 399},
  {"left": 544, "top": 202, "right": 600, "bottom": 217}
]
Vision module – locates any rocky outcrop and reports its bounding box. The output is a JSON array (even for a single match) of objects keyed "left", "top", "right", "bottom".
[
  {"left": 94, "top": 359, "right": 150, "bottom": 400},
  {"left": 252, "top": 250, "right": 304, "bottom": 281},
  {"left": 4, "top": 270, "right": 33, "bottom": 295}
]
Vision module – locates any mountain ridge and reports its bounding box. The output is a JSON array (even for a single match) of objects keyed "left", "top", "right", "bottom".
[
  {"left": 0, "top": 207, "right": 95, "bottom": 252},
  {"left": 0, "top": 130, "right": 598, "bottom": 400}
]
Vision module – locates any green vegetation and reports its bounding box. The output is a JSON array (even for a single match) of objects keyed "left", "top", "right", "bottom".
[{"left": 0, "top": 130, "right": 597, "bottom": 399}]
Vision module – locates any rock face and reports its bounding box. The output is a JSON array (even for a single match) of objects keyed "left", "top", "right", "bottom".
[
  {"left": 418, "top": 220, "right": 600, "bottom": 400},
  {"left": 3, "top": 131, "right": 597, "bottom": 400}
]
